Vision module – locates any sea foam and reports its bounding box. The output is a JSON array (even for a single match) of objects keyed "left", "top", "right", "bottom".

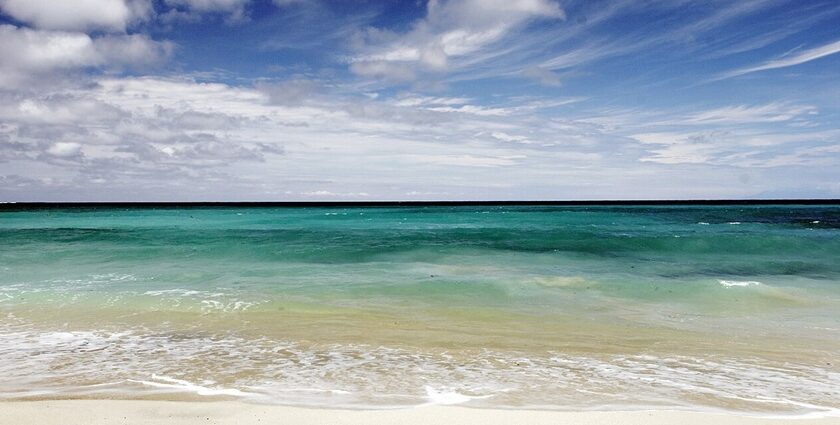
[
  {"left": 129, "top": 375, "right": 256, "bottom": 397},
  {"left": 718, "top": 280, "right": 762, "bottom": 288},
  {"left": 1, "top": 322, "right": 838, "bottom": 414}
]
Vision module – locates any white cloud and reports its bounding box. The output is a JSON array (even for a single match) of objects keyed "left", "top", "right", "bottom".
[
  {"left": 394, "top": 96, "right": 470, "bottom": 107},
  {"left": 10, "top": 97, "right": 124, "bottom": 125},
  {"left": 633, "top": 128, "right": 840, "bottom": 167},
  {"left": 717, "top": 39, "right": 840, "bottom": 80},
  {"left": 163, "top": 0, "right": 250, "bottom": 21},
  {"left": 584, "top": 102, "right": 819, "bottom": 133},
  {"left": 257, "top": 79, "right": 321, "bottom": 106},
  {"left": 0, "top": 0, "right": 150, "bottom": 32},
  {"left": 300, "top": 190, "right": 370, "bottom": 198},
  {"left": 683, "top": 103, "right": 818, "bottom": 125},
  {"left": 0, "top": 75, "right": 642, "bottom": 200},
  {"left": 165, "top": 0, "right": 247, "bottom": 11},
  {"left": 351, "top": 0, "right": 563, "bottom": 80},
  {"left": 0, "top": 25, "right": 172, "bottom": 88},
  {"left": 521, "top": 66, "right": 561, "bottom": 86},
  {"left": 349, "top": 61, "right": 416, "bottom": 82},
  {"left": 403, "top": 154, "right": 523, "bottom": 167},
  {"left": 425, "top": 104, "right": 511, "bottom": 116},
  {"left": 637, "top": 132, "right": 721, "bottom": 165},
  {"left": 391, "top": 94, "right": 515, "bottom": 116},
  {"left": 46, "top": 142, "right": 82, "bottom": 157},
  {"left": 0, "top": 25, "right": 99, "bottom": 71},
  {"left": 95, "top": 34, "right": 175, "bottom": 67},
  {"left": 491, "top": 132, "right": 530, "bottom": 143}
]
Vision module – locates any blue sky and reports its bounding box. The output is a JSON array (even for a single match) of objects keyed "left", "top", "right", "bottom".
[{"left": 1, "top": 0, "right": 839, "bottom": 201}]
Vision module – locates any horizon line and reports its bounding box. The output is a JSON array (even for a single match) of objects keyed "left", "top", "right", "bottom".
[{"left": 2, "top": 199, "right": 840, "bottom": 209}]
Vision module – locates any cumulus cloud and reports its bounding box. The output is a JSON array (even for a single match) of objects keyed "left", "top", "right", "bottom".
[
  {"left": 0, "top": 0, "right": 151, "bottom": 32},
  {"left": 0, "top": 25, "right": 172, "bottom": 88},
  {"left": 350, "top": 0, "right": 564, "bottom": 80}
]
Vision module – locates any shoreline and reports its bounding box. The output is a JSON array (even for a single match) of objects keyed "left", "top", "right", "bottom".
[{"left": 2, "top": 401, "right": 839, "bottom": 425}]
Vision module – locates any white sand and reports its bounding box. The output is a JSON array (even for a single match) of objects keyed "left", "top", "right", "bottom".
[{"left": 1, "top": 401, "right": 839, "bottom": 425}]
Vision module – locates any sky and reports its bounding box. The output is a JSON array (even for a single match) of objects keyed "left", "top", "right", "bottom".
[{"left": 0, "top": 0, "right": 839, "bottom": 201}]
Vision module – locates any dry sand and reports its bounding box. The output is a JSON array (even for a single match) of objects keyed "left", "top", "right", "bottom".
[{"left": 1, "top": 401, "right": 839, "bottom": 425}]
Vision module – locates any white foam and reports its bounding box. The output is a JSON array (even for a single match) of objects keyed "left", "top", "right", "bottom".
[
  {"left": 423, "top": 386, "right": 492, "bottom": 405},
  {"left": 200, "top": 299, "right": 257, "bottom": 313},
  {"left": 2, "top": 323, "right": 839, "bottom": 414},
  {"left": 129, "top": 375, "right": 255, "bottom": 397},
  {"left": 142, "top": 289, "right": 261, "bottom": 312},
  {"left": 46, "top": 274, "right": 139, "bottom": 286},
  {"left": 728, "top": 222, "right": 741, "bottom": 225},
  {"left": 90, "top": 274, "right": 138, "bottom": 282},
  {"left": 718, "top": 280, "right": 762, "bottom": 288},
  {"left": 38, "top": 332, "right": 81, "bottom": 344},
  {"left": 251, "top": 386, "right": 351, "bottom": 395},
  {"left": 35, "top": 330, "right": 123, "bottom": 349},
  {"left": 143, "top": 289, "right": 205, "bottom": 297}
]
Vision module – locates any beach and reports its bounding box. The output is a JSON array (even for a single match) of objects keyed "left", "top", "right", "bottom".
[{"left": 3, "top": 401, "right": 840, "bottom": 425}]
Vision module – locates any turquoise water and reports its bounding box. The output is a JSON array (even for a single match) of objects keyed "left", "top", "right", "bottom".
[{"left": 1, "top": 205, "right": 839, "bottom": 413}]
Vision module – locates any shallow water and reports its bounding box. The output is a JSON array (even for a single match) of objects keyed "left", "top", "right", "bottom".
[{"left": 1, "top": 205, "right": 839, "bottom": 413}]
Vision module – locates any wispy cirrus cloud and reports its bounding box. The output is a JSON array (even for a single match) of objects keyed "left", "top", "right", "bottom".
[
  {"left": 349, "top": 0, "right": 564, "bottom": 82},
  {"left": 716, "top": 39, "right": 840, "bottom": 80},
  {"left": 682, "top": 103, "right": 819, "bottom": 125}
]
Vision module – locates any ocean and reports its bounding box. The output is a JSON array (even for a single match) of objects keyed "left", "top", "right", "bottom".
[{"left": 1, "top": 204, "right": 839, "bottom": 414}]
